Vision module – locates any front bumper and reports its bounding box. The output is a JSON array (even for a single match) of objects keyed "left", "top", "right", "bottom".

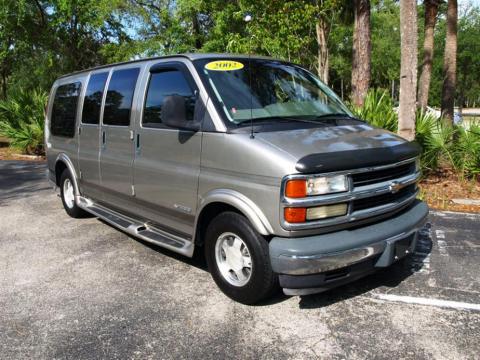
[{"left": 269, "top": 200, "right": 428, "bottom": 295}]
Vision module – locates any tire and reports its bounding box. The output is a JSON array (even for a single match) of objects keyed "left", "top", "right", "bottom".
[
  {"left": 205, "top": 211, "right": 278, "bottom": 304},
  {"left": 59, "top": 169, "right": 89, "bottom": 218}
]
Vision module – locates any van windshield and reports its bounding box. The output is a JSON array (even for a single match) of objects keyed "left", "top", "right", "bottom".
[{"left": 195, "top": 58, "right": 353, "bottom": 126}]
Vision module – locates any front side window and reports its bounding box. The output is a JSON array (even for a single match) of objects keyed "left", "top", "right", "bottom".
[
  {"left": 82, "top": 72, "right": 109, "bottom": 125},
  {"left": 51, "top": 82, "right": 82, "bottom": 137},
  {"left": 143, "top": 69, "right": 196, "bottom": 127},
  {"left": 103, "top": 68, "right": 140, "bottom": 126},
  {"left": 195, "top": 59, "right": 353, "bottom": 127}
]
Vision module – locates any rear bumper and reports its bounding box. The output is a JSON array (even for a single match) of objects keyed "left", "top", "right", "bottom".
[{"left": 269, "top": 200, "right": 428, "bottom": 294}]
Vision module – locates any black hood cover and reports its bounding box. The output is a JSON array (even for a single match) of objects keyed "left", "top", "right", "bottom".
[{"left": 295, "top": 141, "right": 421, "bottom": 174}]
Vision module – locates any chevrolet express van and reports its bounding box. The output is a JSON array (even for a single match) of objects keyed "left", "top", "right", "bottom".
[{"left": 45, "top": 54, "right": 428, "bottom": 304}]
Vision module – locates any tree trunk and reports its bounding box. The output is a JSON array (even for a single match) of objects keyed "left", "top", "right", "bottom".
[
  {"left": 1, "top": 67, "right": 7, "bottom": 99},
  {"left": 351, "top": 0, "right": 371, "bottom": 107},
  {"left": 316, "top": 18, "right": 329, "bottom": 84},
  {"left": 417, "top": 0, "right": 440, "bottom": 111},
  {"left": 398, "top": 0, "right": 418, "bottom": 141},
  {"left": 441, "top": 0, "right": 458, "bottom": 125}
]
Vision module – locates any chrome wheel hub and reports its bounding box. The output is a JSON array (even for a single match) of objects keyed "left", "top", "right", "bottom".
[
  {"left": 215, "top": 232, "right": 252, "bottom": 287},
  {"left": 63, "top": 178, "right": 75, "bottom": 209}
]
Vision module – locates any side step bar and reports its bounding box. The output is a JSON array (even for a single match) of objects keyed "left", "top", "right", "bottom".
[{"left": 77, "top": 196, "right": 194, "bottom": 257}]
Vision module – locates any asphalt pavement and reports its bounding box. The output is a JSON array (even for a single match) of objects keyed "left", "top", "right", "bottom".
[{"left": 0, "top": 161, "right": 479, "bottom": 359}]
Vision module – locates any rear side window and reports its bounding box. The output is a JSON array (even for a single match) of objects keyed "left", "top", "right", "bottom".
[
  {"left": 82, "top": 72, "right": 109, "bottom": 124},
  {"left": 50, "top": 82, "right": 81, "bottom": 137},
  {"left": 103, "top": 68, "right": 140, "bottom": 126},
  {"left": 143, "top": 70, "right": 195, "bottom": 127}
]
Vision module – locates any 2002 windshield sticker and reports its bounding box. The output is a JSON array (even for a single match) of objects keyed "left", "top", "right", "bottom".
[{"left": 205, "top": 60, "right": 244, "bottom": 71}]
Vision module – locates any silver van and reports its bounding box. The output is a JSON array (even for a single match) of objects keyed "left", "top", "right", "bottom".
[{"left": 45, "top": 54, "right": 428, "bottom": 304}]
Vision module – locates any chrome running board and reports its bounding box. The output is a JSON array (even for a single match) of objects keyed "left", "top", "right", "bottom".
[{"left": 76, "top": 196, "right": 194, "bottom": 257}]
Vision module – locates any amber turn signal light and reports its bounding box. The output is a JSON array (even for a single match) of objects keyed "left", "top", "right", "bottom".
[
  {"left": 284, "top": 207, "right": 306, "bottom": 223},
  {"left": 285, "top": 179, "right": 307, "bottom": 198}
]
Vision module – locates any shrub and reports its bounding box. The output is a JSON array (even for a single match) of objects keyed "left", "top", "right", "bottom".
[
  {"left": 415, "top": 111, "right": 456, "bottom": 173},
  {"left": 351, "top": 89, "right": 398, "bottom": 132},
  {"left": 452, "top": 121, "right": 480, "bottom": 178},
  {"left": 0, "top": 89, "right": 48, "bottom": 155},
  {"left": 352, "top": 89, "right": 479, "bottom": 179}
]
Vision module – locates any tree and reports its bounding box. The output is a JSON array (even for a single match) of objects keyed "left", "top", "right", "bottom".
[
  {"left": 441, "top": 0, "right": 457, "bottom": 124},
  {"left": 456, "top": 6, "right": 480, "bottom": 108},
  {"left": 418, "top": 0, "right": 440, "bottom": 111},
  {"left": 0, "top": 0, "right": 45, "bottom": 98},
  {"left": 314, "top": 0, "right": 346, "bottom": 84},
  {"left": 398, "top": 0, "right": 418, "bottom": 141},
  {"left": 351, "top": 0, "right": 371, "bottom": 107}
]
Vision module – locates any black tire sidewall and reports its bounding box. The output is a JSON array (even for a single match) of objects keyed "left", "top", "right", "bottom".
[{"left": 205, "top": 212, "right": 278, "bottom": 304}]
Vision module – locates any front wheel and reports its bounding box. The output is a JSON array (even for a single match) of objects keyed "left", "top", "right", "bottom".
[{"left": 205, "top": 212, "right": 278, "bottom": 304}]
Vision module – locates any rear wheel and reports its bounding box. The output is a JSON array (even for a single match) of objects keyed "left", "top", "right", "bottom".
[
  {"left": 205, "top": 212, "right": 278, "bottom": 304},
  {"left": 59, "top": 169, "right": 89, "bottom": 218}
]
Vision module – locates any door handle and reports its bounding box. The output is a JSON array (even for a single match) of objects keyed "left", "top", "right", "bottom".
[
  {"left": 135, "top": 133, "right": 141, "bottom": 156},
  {"left": 102, "top": 131, "right": 106, "bottom": 145}
]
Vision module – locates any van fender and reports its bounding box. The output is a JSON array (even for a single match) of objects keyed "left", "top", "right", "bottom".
[
  {"left": 55, "top": 153, "right": 81, "bottom": 197},
  {"left": 196, "top": 189, "right": 275, "bottom": 236}
]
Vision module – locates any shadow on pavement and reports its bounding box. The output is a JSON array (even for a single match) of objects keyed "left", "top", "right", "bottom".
[
  {"left": 0, "top": 161, "right": 48, "bottom": 205},
  {"left": 98, "top": 218, "right": 209, "bottom": 273},
  {"left": 106, "top": 220, "right": 433, "bottom": 308},
  {"left": 99, "top": 216, "right": 433, "bottom": 307}
]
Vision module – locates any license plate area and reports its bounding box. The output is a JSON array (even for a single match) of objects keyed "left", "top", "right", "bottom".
[
  {"left": 394, "top": 235, "right": 413, "bottom": 259},
  {"left": 375, "top": 233, "right": 416, "bottom": 267}
]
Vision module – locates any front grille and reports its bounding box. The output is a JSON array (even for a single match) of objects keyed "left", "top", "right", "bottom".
[
  {"left": 282, "top": 158, "right": 420, "bottom": 230},
  {"left": 352, "top": 184, "right": 416, "bottom": 212},
  {"left": 352, "top": 162, "right": 415, "bottom": 187}
]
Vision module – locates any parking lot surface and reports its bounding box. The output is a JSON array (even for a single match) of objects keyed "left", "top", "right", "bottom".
[{"left": 1, "top": 161, "right": 479, "bottom": 359}]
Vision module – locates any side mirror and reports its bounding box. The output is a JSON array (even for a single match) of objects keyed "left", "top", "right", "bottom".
[{"left": 162, "top": 95, "right": 200, "bottom": 131}]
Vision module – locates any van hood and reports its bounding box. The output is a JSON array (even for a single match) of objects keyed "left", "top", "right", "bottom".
[{"left": 255, "top": 124, "right": 420, "bottom": 174}]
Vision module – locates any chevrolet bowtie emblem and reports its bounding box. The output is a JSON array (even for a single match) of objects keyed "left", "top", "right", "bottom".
[{"left": 389, "top": 181, "right": 403, "bottom": 193}]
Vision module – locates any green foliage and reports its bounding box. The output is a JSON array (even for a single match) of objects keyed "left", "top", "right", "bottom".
[
  {"left": 354, "top": 89, "right": 480, "bottom": 179},
  {"left": 452, "top": 122, "right": 480, "bottom": 177},
  {"left": 1, "top": 0, "right": 128, "bottom": 97},
  {"left": 416, "top": 113, "right": 456, "bottom": 173},
  {"left": 351, "top": 89, "right": 398, "bottom": 131},
  {"left": 430, "top": 5, "right": 480, "bottom": 107},
  {"left": 370, "top": 0, "right": 401, "bottom": 89},
  {"left": 0, "top": 89, "right": 48, "bottom": 154}
]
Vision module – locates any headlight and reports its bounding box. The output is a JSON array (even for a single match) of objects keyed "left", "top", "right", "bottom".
[
  {"left": 306, "top": 175, "right": 348, "bottom": 195},
  {"left": 285, "top": 175, "right": 348, "bottom": 198}
]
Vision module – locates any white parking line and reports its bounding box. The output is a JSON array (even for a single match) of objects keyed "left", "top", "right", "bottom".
[
  {"left": 372, "top": 293, "right": 480, "bottom": 311},
  {"left": 435, "top": 230, "right": 449, "bottom": 256}
]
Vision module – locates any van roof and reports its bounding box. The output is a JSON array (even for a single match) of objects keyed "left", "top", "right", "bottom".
[{"left": 57, "top": 53, "right": 277, "bottom": 80}]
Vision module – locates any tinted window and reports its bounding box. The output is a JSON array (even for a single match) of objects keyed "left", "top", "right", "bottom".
[
  {"left": 82, "top": 72, "right": 109, "bottom": 124},
  {"left": 51, "top": 82, "right": 81, "bottom": 137},
  {"left": 143, "top": 70, "right": 195, "bottom": 127},
  {"left": 103, "top": 68, "right": 140, "bottom": 126}
]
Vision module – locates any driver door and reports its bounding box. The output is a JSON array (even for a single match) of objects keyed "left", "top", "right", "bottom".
[{"left": 133, "top": 61, "right": 203, "bottom": 238}]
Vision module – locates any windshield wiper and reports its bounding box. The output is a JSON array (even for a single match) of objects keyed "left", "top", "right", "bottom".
[
  {"left": 235, "top": 113, "right": 357, "bottom": 127},
  {"left": 236, "top": 116, "right": 332, "bottom": 126},
  {"left": 311, "top": 113, "right": 355, "bottom": 119}
]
